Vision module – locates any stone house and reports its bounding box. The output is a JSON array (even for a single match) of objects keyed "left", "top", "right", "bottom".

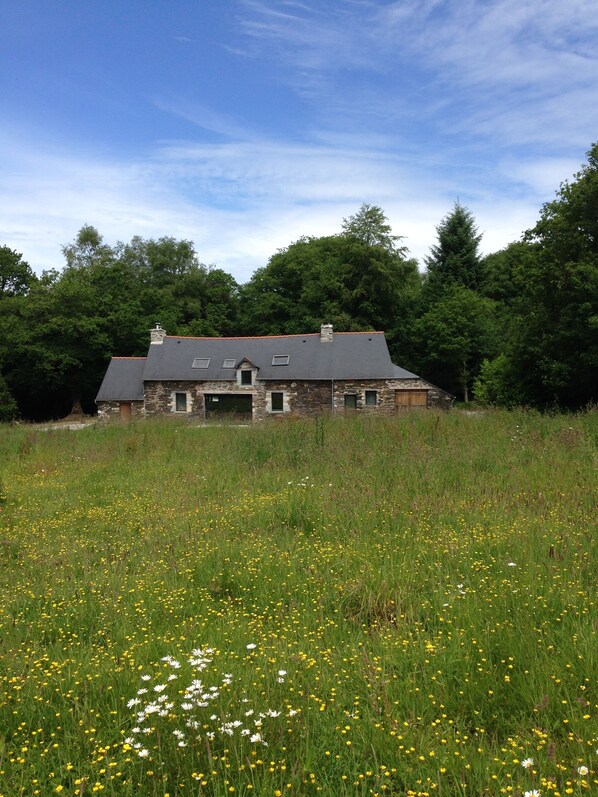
[{"left": 96, "top": 324, "right": 452, "bottom": 422}]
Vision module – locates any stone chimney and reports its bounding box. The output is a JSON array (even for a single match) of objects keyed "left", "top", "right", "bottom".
[
  {"left": 320, "top": 323, "right": 333, "bottom": 343},
  {"left": 150, "top": 324, "right": 166, "bottom": 344}
]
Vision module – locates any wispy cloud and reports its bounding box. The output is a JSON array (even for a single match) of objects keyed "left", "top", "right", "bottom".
[
  {"left": 0, "top": 1, "right": 594, "bottom": 286},
  {"left": 0, "top": 114, "right": 573, "bottom": 284},
  {"left": 238, "top": 0, "right": 598, "bottom": 149},
  {"left": 153, "top": 97, "right": 252, "bottom": 140}
]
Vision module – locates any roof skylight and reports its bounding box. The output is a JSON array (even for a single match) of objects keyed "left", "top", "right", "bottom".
[
  {"left": 192, "top": 358, "right": 210, "bottom": 369},
  {"left": 222, "top": 358, "right": 236, "bottom": 368},
  {"left": 272, "top": 354, "right": 290, "bottom": 366}
]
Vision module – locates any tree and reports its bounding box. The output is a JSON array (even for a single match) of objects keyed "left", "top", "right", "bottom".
[
  {"left": 341, "top": 204, "right": 406, "bottom": 254},
  {"left": 239, "top": 218, "right": 420, "bottom": 341},
  {"left": 473, "top": 354, "right": 522, "bottom": 407},
  {"left": 507, "top": 143, "right": 598, "bottom": 407},
  {"left": 0, "top": 246, "right": 36, "bottom": 296},
  {"left": 424, "top": 202, "right": 484, "bottom": 296},
  {"left": 480, "top": 241, "right": 537, "bottom": 305},
  {"left": 1, "top": 228, "right": 242, "bottom": 420},
  {"left": 0, "top": 372, "right": 18, "bottom": 421},
  {"left": 414, "top": 286, "right": 499, "bottom": 401},
  {"left": 62, "top": 225, "right": 114, "bottom": 269}
]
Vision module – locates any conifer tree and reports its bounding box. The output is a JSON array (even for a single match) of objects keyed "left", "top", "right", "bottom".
[{"left": 424, "top": 202, "right": 484, "bottom": 295}]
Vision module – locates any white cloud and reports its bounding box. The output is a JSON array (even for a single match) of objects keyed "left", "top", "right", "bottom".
[
  {"left": 1, "top": 116, "right": 565, "bottom": 284},
  {"left": 1, "top": 1, "right": 595, "bottom": 286},
  {"left": 238, "top": 0, "right": 598, "bottom": 149}
]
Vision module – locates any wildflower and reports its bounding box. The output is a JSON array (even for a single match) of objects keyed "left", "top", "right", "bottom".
[
  {"left": 524, "top": 791, "right": 540, "bottom": 797},
  {"left": 508, "top": 562, "right": 517, "bottom": 567},
  {"left": 127, "top": 698, "right": 141, "bottom": 708},
  {"left": 138, "top": 749, "right": 149, "bottom": 758},
  {"left": 277, "top": 670, "right": 287, "bottom": 677},
  {"left": 578, "top": 766, "right": 588, "bottom": 776},
  {"left": 521, "top": 758, "right": 534, "bottom": 769},
  {"left": 246, "top": 643, "right": 257, "bottom": 650}
]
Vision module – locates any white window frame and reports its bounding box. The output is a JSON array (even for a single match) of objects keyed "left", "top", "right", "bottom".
[
  {"left": 268, "top": 391, "right": 288, "bottom": 413},
  {"left": 237, "top": 366, "right": 256, "bottom": 386},
  {"left": 172, "top": 391, "right": 190, "bottom": 413},
  {"left": 365, "top": 390, "right": 378, "bottom": 406}
]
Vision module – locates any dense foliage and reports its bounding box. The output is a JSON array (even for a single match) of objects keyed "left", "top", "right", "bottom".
[{"left": 1, "top": 145, "right": 597, "bottom": 419}]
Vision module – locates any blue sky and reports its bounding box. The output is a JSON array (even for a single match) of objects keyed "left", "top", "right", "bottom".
[{"left": 1, "top": 0, "right": 597, "bottom": 283}]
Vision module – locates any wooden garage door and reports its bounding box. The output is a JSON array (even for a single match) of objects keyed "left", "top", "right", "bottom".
[{"left": 395, "top": 390, "right": 428, "bottom": 410}]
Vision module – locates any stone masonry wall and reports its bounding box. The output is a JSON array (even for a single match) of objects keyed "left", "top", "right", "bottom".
[
  {"left": 143, "top": 377, "right": 452, "bottom": 420},
  {"left": 97, "top": 400, "right": 145, "bottom": 421},
  {"left": 387, "top": 378, "right": 453, "bottom": 410}
]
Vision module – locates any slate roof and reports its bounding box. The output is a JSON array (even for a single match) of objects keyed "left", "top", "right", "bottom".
[
  {"left": 95, "top": 357, "right": 146, "bottom": 401},
  {"left": 143, "top": 332, "right": 418, "bottom": 381},
  {"left": 96, "top": 331, "right": 420, "bottom": 402}
]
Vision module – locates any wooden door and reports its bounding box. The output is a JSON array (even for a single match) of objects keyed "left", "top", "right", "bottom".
[
  {"left": 119, "top": 402, "right": 132, "bottom": 423},
  {"left": 395, "top": 390, "right": 428, "bottom": 411}
]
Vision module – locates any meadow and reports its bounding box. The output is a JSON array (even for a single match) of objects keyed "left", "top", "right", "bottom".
[{"left": 0, "top": 410, "right": 596, "bottom": 797}]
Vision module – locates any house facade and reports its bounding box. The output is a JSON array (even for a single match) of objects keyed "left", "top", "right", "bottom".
[{"left": 96, "top": 325, "right": 452, "bottom": 422}]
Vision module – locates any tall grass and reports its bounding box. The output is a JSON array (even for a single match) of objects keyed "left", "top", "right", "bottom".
[{"left": 0, "top": 410, "right": 596, "bottom": 796}]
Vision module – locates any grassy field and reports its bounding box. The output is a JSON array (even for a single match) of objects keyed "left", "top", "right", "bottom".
[{"left": 0, "top": 410, "right": 596, "bottom": 797}]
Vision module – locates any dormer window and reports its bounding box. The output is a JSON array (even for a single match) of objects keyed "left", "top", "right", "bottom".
[
  {"left": 192, "top": 358, "right": 210, "bottom": 369},
  {"left": 236, "top": 358, "right": 258, "bottom": 387},
  {"left": 272, "top": 354, "right": 290, "bottom": 366}
]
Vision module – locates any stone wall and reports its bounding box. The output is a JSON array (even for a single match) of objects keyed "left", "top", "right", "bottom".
[
  {"left": 97, "top": 400, "right": 145, "bottom": 422},
  {"left": 332, "top": 378, "right": 452, "bottom": 413},
  {"left": 388, "top": 378, "right": 454, "bottom": 410},
  {"left": 142, "top": 377, "right": 452, "bottom": 420}
]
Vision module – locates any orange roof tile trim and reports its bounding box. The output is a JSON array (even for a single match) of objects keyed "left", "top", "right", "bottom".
[{"left": 163, "top": 331, "right": 384, "bottom": 341}]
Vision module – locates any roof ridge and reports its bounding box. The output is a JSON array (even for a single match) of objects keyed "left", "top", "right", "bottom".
[
  {"left": 164, "top": 331, "right": 384, "bottom": 341},
  {"left": 112, "top": 356, "right": 147, "bottom": 360}
]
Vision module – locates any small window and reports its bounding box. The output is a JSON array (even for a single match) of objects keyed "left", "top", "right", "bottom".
[
  {"left": 344, "top": 394, "right": 357, "bottom": 410},
  {"left": 365, "top": 390, "right": 377, "bottom": 406},
  {"left": 271, "top": 392, "right": 284, "bottom": 412},
  {"left": 175, "top": 392, "right": 187, "bottom": 412},
  {"left": 222, "top": 359, "right": 236, "bottom": 368},
  {"left": 272, "top": 354, "right": 290, "bottom": 366},
  {"left": 241, "top": 370, "right": 252, "bottom": 385},
  {"left": 192, "top": 357, "right": 210, "bottom": 369}
]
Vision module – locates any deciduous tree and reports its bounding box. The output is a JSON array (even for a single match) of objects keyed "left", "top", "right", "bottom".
[{"left": 0, "top": 246, "right": 36, "bottom": 296}]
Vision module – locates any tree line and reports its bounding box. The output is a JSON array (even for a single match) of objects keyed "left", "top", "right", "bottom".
[{"left": 1, "top": 143, "right": 597, "bottom": 421}]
